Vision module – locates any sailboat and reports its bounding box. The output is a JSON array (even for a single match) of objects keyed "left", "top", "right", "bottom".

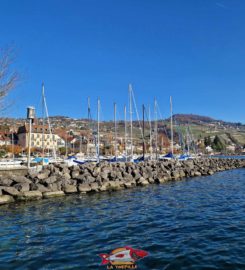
[
  {"left": 178, "top": 126, "right": 197, "bottom": 160},
  {"left": 32, "top": 83, "right": 58, "bottom": 165},
  {"left": 64, "top": 97, "right": 99, "bottom": 166}
]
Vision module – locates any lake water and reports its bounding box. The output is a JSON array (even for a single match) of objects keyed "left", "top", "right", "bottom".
[{"left": 0, "top": 168, "right": 245, "bottom": 269}]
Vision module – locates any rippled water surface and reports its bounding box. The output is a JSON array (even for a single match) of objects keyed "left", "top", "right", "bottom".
[{"left": 1, "top": 168, "right": 245, "bottom": 269}]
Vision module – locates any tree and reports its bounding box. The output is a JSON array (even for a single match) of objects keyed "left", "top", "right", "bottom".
[
  {"left": 0, "top": 46, "right": 20, "bottom": 112},
  {"left": 212, "top": 135, "right": 225, "bottom": 152}
]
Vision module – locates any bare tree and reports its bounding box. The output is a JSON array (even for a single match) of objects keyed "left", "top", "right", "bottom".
[{"left": 0, "top": 46, "right": 20, "bottom": 112}]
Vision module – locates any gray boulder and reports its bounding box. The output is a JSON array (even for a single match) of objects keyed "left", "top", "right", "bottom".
[
  {"left": 0, "top": 178, "right": 13, "bottom": 186},
  {"left": 47, "top": 182, "right": 62, "bottom": 192},
  {"left": 78, "top": 184, "right": 91, "bottom": 193},
  {"left": 37, "top": 170, "right": 50, "bottom": 180},
  {"left": 1, "top": 187, "right": 20, "bottom": 196},
  {"left": 14, "top": 183, "right": 30, "bottom": 192},
  {"left": 0, "top": 195, "right": 14, "bottom": 205},
  {"left": 42, "top": 176, "right": 57, "bottom": 184},
  {"left": 16, "top": 191, "right": 42, "bottom": 201},
  {"left": 11, "top": 176, "right": 31, "bottom": 184},
  {"left": 64, "top": 185, "right": 77, "bottom": 194},
  {"left": 30, "top": 183, "right": 50, "bottom": 192}
]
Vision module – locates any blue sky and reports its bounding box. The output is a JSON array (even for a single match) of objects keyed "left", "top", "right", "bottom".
[{"left": 0, "top": 0, "right": 244, "bottom": 123}]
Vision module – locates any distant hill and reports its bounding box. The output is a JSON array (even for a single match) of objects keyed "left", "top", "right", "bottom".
[{"left": 171, "top": 114, "right": 215, "bottom": 124}]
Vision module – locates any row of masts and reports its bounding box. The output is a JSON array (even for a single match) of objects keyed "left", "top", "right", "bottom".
[
  {"left": 87, "top": 84, "right": 174, "bottom": 161},
  {"left": 30, "top": 83, "right": 187, "bottom": 164}
]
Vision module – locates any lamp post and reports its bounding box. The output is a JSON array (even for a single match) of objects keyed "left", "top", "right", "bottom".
[{"left": 27, "top": 106, "right": 35, "bottom": 169}]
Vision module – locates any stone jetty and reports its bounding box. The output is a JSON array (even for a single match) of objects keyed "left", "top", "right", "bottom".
[{"left": 0, "top": 158, "right": 244, "bottom": 205}]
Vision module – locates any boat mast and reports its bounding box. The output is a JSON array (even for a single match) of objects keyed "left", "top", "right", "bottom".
[
  {"left": 87, "top": 97, "right": 91, "bottom": 156},
  {"left": 142, "top": 104, "right": 145, "bottom": 159},
  {"left": 170, "top": 96, "right": 174, "bottom": 155},
  {"left": 186, "top": 128, "right": 190, "bottom": 155},
  {"left": 42, "top": 83, "right": 45, "bottom": 160},
  {"left": 154, "top": 98, "right": 158, "bottom": 160},
  {"left": 42, "top": 83, "right": 57, "bottom": 162},
  {"left": 114, "top": 102, "right": 117, "bottom": 160},
  {"left": 65, "top": 123, "right": 68, "bottom": 157},
  {"left": 124, "top": 105, "right": 127, "bottom": 161},
  {"left": 148, "top": 105, "right": 153, "bottom": 160},
  {"left": 97, "top": 98, "right": 100, "bottom": 162},
  {"left": 11, "top": 132, "right": 14, "bottom": 159},
  {"left": 129, "top": 84, "right": 133, "bottom": 159}
]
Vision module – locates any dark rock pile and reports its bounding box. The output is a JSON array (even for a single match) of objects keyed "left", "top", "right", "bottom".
[{"left": 0, "top": 158, "right": 244, "bottom": 205}]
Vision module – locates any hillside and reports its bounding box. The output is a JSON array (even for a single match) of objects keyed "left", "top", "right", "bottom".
[{"left": 0, "top": 114, "right": 244, "bottom": 154}]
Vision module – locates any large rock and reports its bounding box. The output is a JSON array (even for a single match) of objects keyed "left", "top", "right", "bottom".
[
  {"left": 16, "top": 191, "right": 43, "bottom": 201},
  {"left": 83, "top": 175, "right": 96, "bottom": 184},
  {"left": 43, "top": 191, "right": 65, "bottom": 198},
  {"left": 14, "top": 183, "right": 30, "bottom": 192},
  {"left": 0, "top": 195, "right": 14, "bottom": 205},
  {"left": 71, "top": 170, "right": 80, "bottom": 179},
  {"left": 124, "top": 182, "right": 133, "bottom": 188},
  {"left": 27, "top": 171, "right": 39, "bottom": 179},
  {"left": 172, "top": 171, "right": 180, "bottom": 180},
  {"left": 100, "top": 171, "right": 109, "bottom": 180},
  {"left": 179, "top": 170, "right": 186, "bottom": 178},
  {"left": 78, "top": 184, "right": 92, "bottom": 193},
  {"left": 37, "top": 170, "right": 50, "bottom": 180},
  {"left": 90, "top": 182, "right": 99, "bottom": 192},
  {"left": 74, "top": 174, "right": 84, "bottom": 181},
  {"left": 194, "top": 171, "right": 202, "bottom": 176},
  {"left": 47, "top": 182, "right": 61, "bottom": 192},
  {"left": 41, "top": 176, "right": 57, "bottom": 184},
  {"left": 0, "top": 178, "right": 13, "bottom": 186},
  {"left": 11, "top": 176, "right": 31, "bottom": 184},
  {"left": 138, "top": 177, "right": 149, "bottom": 186},
  {"left": 63, "top": 172, "right": 71, "bottom": 180},
  {"left": 1, "top": 187, "right": 20, "bottom": 196},
  {"left": 64, "top": 185, "right": 77, "bottom": 194},
  {"left": 30, "top": 183, "right": 50, "bottom": 192},
  {"left": 98, "top": 183, "right": 108, "bottom": 192},
  {"left": 155, "top": 178, "right": 167, "bottom": 184},
  {"left": 108, "top": 181, "right": 123, "bottom": 191},
  {"left": 61, "top": 167, "right": 70, "bottom": 174}
]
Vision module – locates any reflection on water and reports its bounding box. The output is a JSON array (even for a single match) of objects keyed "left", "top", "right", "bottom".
[{"left": 0, "top": 168, "right": 245, "bottom": 269}]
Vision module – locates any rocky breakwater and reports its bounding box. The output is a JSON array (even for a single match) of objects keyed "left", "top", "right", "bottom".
[{"left": 0, "top": 158, "right": 244, "bottom": 205}]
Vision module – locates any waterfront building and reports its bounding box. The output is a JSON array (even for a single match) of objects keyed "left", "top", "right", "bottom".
[{"left": 17, "top": 123, "right": 65, "bottom": 150}]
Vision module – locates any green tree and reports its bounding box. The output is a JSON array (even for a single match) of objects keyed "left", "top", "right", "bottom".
[{"left": 212, "top": 135, "right": 225, "bottom": 152}]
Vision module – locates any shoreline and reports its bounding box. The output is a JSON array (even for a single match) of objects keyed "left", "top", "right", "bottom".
[{"left": 0, "top": 158, "right": 244, "bottom": 206}]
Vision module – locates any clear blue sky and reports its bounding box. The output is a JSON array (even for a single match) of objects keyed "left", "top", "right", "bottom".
[{"left": 1, "top": 0, "right": 244, "bottom": 123}]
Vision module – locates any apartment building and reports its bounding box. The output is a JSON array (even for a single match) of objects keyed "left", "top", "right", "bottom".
[{"left": 17, "top": 123, "right": 65, "bottom": 150}]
